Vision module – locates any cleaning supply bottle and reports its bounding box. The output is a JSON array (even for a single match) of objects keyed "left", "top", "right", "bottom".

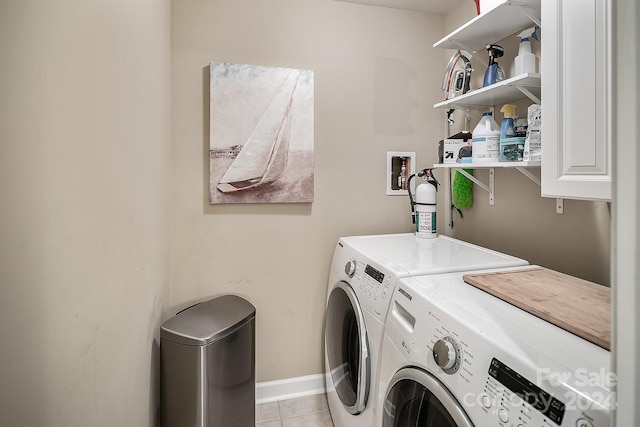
[
  {"left": 472, "top": 112, "right": 500, "bottom": 163},
  {"left": 499, "top": 104, "right": 517, "bottom": 140},
  {"left": 515, "top": 118, "right": 528, "bottom": 137},
  {"left": 515, "top": 26, "right": 539, "bottom": 75},
  {"left": 499, "top": 105, "right": 523, "bottom": 162},
  {"left": 482, "top": 44, "right": 505, "bottom": 87}
]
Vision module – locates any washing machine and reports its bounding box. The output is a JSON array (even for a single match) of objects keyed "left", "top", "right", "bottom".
[
  {"left": 379, "top": 266, "right": 612, "bottom": 427},
  {"left": 323, "top": 234, "right": 528, "bottom": 427}
]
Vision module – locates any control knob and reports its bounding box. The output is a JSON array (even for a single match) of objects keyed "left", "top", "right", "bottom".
[
  {"left": 432, "top": 336, "right": 462, "bottom": 374},
  {"left": 344, "top": 260, "right": 357, "bottom": 278}
]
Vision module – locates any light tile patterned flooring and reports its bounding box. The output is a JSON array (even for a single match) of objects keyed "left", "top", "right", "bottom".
[{"left": 256, "top": 394, "right": 334, "bottom": 427}]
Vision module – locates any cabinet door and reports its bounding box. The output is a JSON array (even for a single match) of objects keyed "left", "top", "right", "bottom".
[{"left": 541, "top": 0, "right": 612, "bottom": 201}]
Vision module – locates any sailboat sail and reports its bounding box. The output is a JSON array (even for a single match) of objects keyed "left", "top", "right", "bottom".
[{"left": 217, "top": 69, "right": 300, "bottom": 193}]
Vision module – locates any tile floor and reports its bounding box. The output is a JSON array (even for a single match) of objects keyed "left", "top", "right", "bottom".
[{"left": 256, "top": 393, "right": 334, "bottom": 427}]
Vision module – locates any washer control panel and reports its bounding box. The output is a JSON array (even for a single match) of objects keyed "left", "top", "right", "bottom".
[{"left": 482, "top": 358, "right": 565, "bottom": 426}]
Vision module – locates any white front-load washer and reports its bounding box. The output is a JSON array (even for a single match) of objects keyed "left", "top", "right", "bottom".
[
  {"left": 323, "top": 234, "right": 528, "bottom": 427},
  {"left": 379, "top": 266, "right": 612, "bottom": 427}
]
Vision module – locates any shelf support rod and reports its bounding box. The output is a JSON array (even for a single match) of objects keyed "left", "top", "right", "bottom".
[
  {"left": 456, "top": 168, "right": 488, "bottom": 192},
  {"left": 516, "top": 86, "right": 541, "bottom": 105},
  {"left": 436, "top": 165, "right": 563, "bottom": 214},
  {"left": 455, "top": 168, "right": 495, "bottom": 205},
  {"left": 515, "top": 167, "right": 541, "bottom": 186},
  {"left": 462, "top": 108, "right": 481, "bottom": 123},
  {"left": 447, "top": 106, "right": 480, "bottom": 123},
  {"left": 489, "top": 168, "right": 495, "bottom": 205},
  {"left": 514, "top": 167, "right": 563, "bottom": 214},
  {"left": 451, "top": 41, "right": 488, "bottom": 67},
  {"left": 512, "top": 3, "right": 542, "bottom": 28}
]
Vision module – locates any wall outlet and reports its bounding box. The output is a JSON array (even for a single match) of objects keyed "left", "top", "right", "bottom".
[{"left": 387, "top": 152, "right": 416, "bottom": 196}]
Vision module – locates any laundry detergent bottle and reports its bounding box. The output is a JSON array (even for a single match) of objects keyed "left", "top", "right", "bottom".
[{"left": 472, "top": 112, "right": 500, "bottom": 163}]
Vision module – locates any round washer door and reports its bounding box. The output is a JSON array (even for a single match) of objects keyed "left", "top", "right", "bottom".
[
  {"left": 325, "top": 281, "right": 370, "bottom": 415},
  {"left": 382, "top": 368, "right": 473, "bottom": 427}
]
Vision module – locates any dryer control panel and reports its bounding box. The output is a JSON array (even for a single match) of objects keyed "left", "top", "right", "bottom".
[
  {"left": 350, "top": 259, "right": 397, "bottom": 322},
  {"left": 354, "top": 262, "right": 392, "bottom": 302},
  {"left": 330, "top": 240, "right": 403, "bottom": 323}
]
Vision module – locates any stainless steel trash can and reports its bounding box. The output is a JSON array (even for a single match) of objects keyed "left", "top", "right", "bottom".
[{"left": 160, "top": 295, "right": 255, "bottom": 427}]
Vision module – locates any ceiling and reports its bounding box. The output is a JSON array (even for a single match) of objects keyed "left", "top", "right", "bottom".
[{"left": 334, "top": 0, "right": 467, "bottom": 15}]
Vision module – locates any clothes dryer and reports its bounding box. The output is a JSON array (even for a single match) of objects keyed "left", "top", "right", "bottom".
[
  {"left": 324, "top": 234, "right": 528, "bottom": 427},
  {"left": 379, "top": 267, "right": 612, "bottom": 427}
]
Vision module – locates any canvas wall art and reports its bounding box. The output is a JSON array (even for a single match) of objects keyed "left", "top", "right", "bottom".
[{"left": 209, "top": 62, "right": 314, "bottom": 204}]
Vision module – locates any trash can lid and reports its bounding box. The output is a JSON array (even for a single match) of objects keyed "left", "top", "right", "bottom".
[{"left": 160, "top": 295, "right": 255, "bottom": 346}]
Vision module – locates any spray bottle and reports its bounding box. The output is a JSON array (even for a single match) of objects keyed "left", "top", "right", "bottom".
[
  {"left": 515, "top": 26, "right": 540, "bottom": 75},
  {"left": 499, "top": 104, "right": 517, "bottom": 140},
  {"left": 482, "top": 44, "right": 505, "bottom": 87}
]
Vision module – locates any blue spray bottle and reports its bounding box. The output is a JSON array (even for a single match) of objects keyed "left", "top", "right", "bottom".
[
  {"left": 482, "top": 44, "right": 505, "bottom": 87},
  {"left": 499, "top": 104, "right": 517, "bottom": 140}
]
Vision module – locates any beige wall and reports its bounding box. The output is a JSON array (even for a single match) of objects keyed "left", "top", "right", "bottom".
[
  {"left": 0, "top": 1, "right": 611, "bottom": 424},
  {"left": 171, "top": 0, "right": 610, "bottom": 387},
  {"left": 441, "top": 4, "right": 610, "bottom": 285},
  {"left": 170, "top": 0, "right": 445, "bottom": 382},
  {"left": 0, "top": 1, "right": 171, "bottom": 426}
]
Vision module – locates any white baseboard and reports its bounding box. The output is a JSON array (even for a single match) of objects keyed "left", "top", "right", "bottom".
[{"left": 256, "top": 374, "right": 326, "bottom": 404}]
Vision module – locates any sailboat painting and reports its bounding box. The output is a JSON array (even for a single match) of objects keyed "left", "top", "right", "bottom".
[{"left": 209, "top": 62, "right": 314, "bottom": 204}]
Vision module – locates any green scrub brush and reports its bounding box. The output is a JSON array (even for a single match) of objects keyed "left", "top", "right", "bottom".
[{"left": 452, "top": 169, "right": 473, "bottom": 209}]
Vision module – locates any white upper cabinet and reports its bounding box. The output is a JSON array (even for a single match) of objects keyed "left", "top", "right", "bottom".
[{"left": 541, "top": 0, "right": 612, "bottom": 201}]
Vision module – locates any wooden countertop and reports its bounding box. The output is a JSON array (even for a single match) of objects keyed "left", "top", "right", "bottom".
[{"left": 463, "top": 266, "right": 611, "bottom": 350}]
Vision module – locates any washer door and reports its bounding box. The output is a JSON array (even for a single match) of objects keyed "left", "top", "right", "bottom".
[
  {"left": 382, "top": 368, "right": 473, "bottom": 427},
  {"left": 325, "top": 281, "right": 370, "bottom": 415}
]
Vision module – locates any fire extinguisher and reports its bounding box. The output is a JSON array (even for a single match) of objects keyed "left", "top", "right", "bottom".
[{"left": 408, "top": 169, "right": 440, "bottom": 239}]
